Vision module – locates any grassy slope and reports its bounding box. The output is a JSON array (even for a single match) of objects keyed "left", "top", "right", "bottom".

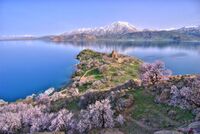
[
  {"left": 121, "top": 89, "right": 194, "bottom": 134},
  {"left": 55, "top": 50, "right": 194, "bottom": 133},
  {"left": 76, "top": 49, "right": 141, "bottom": 92}
]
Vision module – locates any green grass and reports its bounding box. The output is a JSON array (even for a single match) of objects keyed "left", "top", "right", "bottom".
[
  {"left": 85, "top": 69, "right": 99, "bottom": 76},
  {"left": 130, "top": 89, "right": 194, "bottom": 128},
  {"left": 85, "top": 68, "right": 103, "bottom": 80},
  {"left": 94, "top": 75, "right": 104, "bottom": 80},
  {"left": 78, "top": 82, "right": 92, "bottom": 92},
  {"left": 78, "top": 49, "right": 102, "bottom": 61},
  {"left": 106, "top": 62, "right": 140, "bottom": 85},
  {"left": 66, "top": 100, "right": 80, "bottom": 111},
  {"left": 50, "top": 99, "right": 67, "bottom": 112},
  {"left": 50, "top": 99, "right": 80, "bottom": 112},
  {"left": 77, "top": 50, "right": 142, "bottom": 94},
  {"left": 121, "top": 120, "right": 153, "bottom": 134},
  {"left": 81, "top": 64, "right": 88, "bottom": 72},
  {"left": 124, "top": 63, "right": 140, "bottom": 78}
]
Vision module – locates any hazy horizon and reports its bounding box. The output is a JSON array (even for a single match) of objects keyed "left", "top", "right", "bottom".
[{"left": 0, "top": 0, "right": 200, "bottom": 36}]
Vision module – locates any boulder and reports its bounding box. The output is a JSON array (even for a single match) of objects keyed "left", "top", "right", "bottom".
[
  {"left": 25, "top": 94, "right": 36, "bottom": 100},
  {"left": 178, "top": 121, "right": 200, "bottom": 134},
  {"left": 72, "top": 76, "right": 80, "bottom": 81},
  {"left": 188, "top": 121, "right": 200, "bottom": 132},
  {"left": 0, "top": 99, "right": 8, "bottom": 106},
  {"left": 169, "top": 86, "right": 191, "bottom": 109},
  {"left": 116, "top": 95, "right": 134, "bottom": 111},
  {"left": 195, "top": 113, "right": 200, "bottom": 121},
  {"left": 156, "top": 89, "right": 171, "bottom": 103},
  {"left": 91, "top": 60, "right": 101, "bottom": 67},
  {"left": 74, "top": 69, "right": 84, "bottom": 76},
  {"left": 192, "top": 108, "right": 200, "bottom": 115},
  {"left": 44, "top": 88, "right": 55, "bottom": 95},
  {"left": 68, "top": 88, "right": 79, "bottom": 96},
  {"left": 92, "top": 80, "right": 102, "bottom": 87},
  {"left": 99, "top": 64, "right": 108, "bottom": 73},
  {"left": 51, "top": 92, "right": 63, "bottom": 102},
  {"left": 71, "top": 83, "right": 77, "bottom": 88}
]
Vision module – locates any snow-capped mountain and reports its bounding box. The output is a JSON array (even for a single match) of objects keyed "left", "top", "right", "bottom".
[
  {"left": 41, "top": 22, "right": 200, "bottom": 42},
  {"left": 65, "top": 21, "right": 138, "bottom": 36},
  {"left": 176, "top": 25, "right": 200, "bottom": 33},
  {"left": 0, "top": 35, "right": 36, "bottom": 41},
  {"left": 1, "top": 21, "right": 200, "bottom": 42}
]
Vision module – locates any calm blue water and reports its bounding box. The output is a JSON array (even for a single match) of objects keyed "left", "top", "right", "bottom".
[{"left": 1, "top": 41, "right": 200, "bottom": 101}]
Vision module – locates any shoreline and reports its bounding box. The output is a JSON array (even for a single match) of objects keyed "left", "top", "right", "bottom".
[
  {"left": 1, "top": 49, "right": 199, "bottom": 103},
  {"left": 0, "top": 49, "right": 200, "bottom": 133},
  {"left": 2, "top": 38, "right": 200, "bottom": 43}
]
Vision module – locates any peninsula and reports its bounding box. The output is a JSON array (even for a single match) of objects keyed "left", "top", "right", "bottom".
[{"left": 0, "top": 50, "right": 200, "bottom": 134}]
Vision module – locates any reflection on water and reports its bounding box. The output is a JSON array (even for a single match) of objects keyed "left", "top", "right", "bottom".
[
  {"left": 64, "top": 41, "right": 200, "bottom": 75},
  {"left": 0, "top": 40, "right": 200, "bottom": 101}
]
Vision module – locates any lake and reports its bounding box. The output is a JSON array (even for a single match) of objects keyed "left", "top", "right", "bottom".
[{"left": 0, "top": 41, "right": 200, "bottom": 101}]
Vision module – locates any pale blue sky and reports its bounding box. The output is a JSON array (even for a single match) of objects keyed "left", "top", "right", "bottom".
[{"left": 0, "top": 0, "right": 200, "bottom": 35}]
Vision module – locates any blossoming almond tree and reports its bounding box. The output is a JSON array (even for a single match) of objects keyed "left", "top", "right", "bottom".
[
  {"left": 78, "top": 99, "right": 114, "bottom": 133},
  {"left": 0, "top": 97, "right": 123, "bottom": 133},
  {"left": 49, "top": 109, "right": 74, "bottom": 132},
  {"left": 140, "top": 60, "right": 172, "bottom": 85}
]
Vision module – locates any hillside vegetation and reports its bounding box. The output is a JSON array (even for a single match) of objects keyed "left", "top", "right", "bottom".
[{"left": 0, "top": 50, "right": 199, "bottom": 134}]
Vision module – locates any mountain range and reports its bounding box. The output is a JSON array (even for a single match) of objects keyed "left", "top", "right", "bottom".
[
  {"left": 1, "top": 21, "right": 200, "bottom": 42},
  {"left": 42, "top": 21, "right": 200, "bottom": 42}
]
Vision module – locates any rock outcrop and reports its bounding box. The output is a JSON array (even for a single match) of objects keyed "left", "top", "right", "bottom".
[
  {"left": 154, "top": 75, "right": 200, "bottom": 115},
  {"left": 0, "top": 99, "right": 8, "bottom": 106}
]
